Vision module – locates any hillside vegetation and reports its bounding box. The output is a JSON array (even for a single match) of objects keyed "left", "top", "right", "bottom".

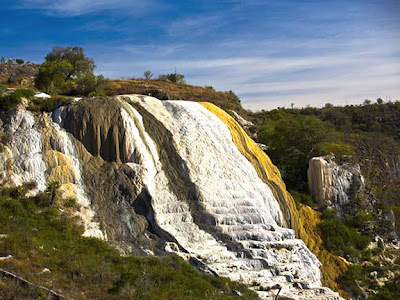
[
  {"left": 252, "top": 101, "right": 400, "bottom": 299},
  {"left": 0, "top": 185, "right": 258, "bottom": 300}
]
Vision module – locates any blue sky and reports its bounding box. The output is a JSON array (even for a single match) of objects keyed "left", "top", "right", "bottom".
[{"left": 0, "top": 0, "right": 399, "bottom": 109}]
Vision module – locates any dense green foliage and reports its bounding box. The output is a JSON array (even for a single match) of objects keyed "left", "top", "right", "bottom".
[
  {"left": 255, "top": 101, "right": 400, "bottom": 204},
  {"left": 35, "top": 46, "right": 101, "bottom": 96},
  {"left": 257, "top": 110, "right": 350, "bottom": 191},
  {"left": 290, "top": 190, "right": 314, "bottom": 207},
  {"left": 0, "top": 186, "right": 258, "bottom": 300},
  {"left": 45, "top": 46, "right": 96, "bottom": 79},
  {"left": 338, "top": 262, "right": 400, "bottom": 299},
  {"left": 34, "top": 60, "right": 73, "bottom": 94},
  {"left": 74, "top": 73, "right": 106, "bottom": 96},
  {"left": 319, "top": 210, "right": 370, "bottom": 259}
]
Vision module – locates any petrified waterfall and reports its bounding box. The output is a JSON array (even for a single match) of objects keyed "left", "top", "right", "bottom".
[{"left": 0, "top": 95, "right": 342, "bottom": 299}]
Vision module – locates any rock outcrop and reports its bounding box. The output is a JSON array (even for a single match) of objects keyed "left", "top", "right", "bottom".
[
  {"left": 308, "top": 156, "right": 364, "bottom": 212},
  {"left": 0, "top": 61, "right": 39, "bottom": 86}
]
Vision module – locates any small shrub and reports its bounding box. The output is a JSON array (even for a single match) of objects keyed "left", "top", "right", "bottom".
[
  {"left": 158, "top": 73, "right": 185, "bottom": 83},
  {"left": 28, "top": 96, "right": 72, "bottom": 112},
  {"left": 89, "top": 90, "right": 106, "bottom": 97},
  {"left": 0, "top": 89, "right": 35, "bottom": 110},
  {"left": 16, "top": 59, "right": 25, "bottom": 64}
]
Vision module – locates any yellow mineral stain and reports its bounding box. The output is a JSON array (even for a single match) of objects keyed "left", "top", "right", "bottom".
[
  {"left": 201, "top": 102, "right": 349, "bottom": 296},
  {"left": 57, "top": 183, "right": 77, "bottom": 200},
  {"left": 48, "top": 165, "right": 79, "bottom": 184},
  {"left": 44, "top": 150, "right": 73, "bottom": 169}
]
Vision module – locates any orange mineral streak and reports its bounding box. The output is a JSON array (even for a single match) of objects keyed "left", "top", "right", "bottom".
[{"left": 200, "top": 102, "right": 349, "bottom": 295}]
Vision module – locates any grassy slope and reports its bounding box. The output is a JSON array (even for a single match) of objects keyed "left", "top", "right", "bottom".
[
  {"left": 103, "top": 79, "right": 246, "bottom": 115},
  {"left": 0, "top": 188, "right": 258, "bottom": 300}
]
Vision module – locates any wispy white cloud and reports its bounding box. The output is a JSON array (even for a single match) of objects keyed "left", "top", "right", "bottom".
[
  {"left": 88, "top": 35, "right": 400, "bottom": 110},
  {"left": 20, "top": 0, "right": 159, "bottom": 16}
]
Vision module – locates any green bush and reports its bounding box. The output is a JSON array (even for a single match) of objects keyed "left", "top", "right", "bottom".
[
  {"left": 0, "top": 89, "right": 35, "bottom": 110},
  {"left": 158, "top": 73, "right": 185, "bottom": 83},
  {"left": 315, "top": 141, "right": 356, "bottom": 162},
  {"left": 75, "top": 73, "right": 106, "bottom": 96},
  {"left": 88, "top": 90, "right": 106, "bottom": 97},
  {"left": 28, "top": 96, "right": 72, "bottom": 112},
  {"left": 320, "top": 213, "right": 370, "bottom": 259},
  {"left": 258, "top": 112, "right": 337, "bottom": 191}
]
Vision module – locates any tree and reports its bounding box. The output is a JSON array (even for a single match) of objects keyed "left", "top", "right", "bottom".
[
  {"left": 35, "top": 46, "right": 97, "bottom": 94},
  {"left": 363, "top": 99, "right": 371, "bottom": 106},
  {"left": 158, "top": 72, "right": 185, "bottom": 83},
  {"left": 34, "top": 60, "right": 73, "bottom": 94},
  {"left": 0, "top": 57, "right": 5, "bottom": 64},
  {"left": 258, "top": 112, "right": 335, "bottom": 191},
  {"left": 376, "top": 98, "right": 384, "bottom": 105},
  {"left": 143, "top": 70, "right": 153, "bottom": 80},
  {"left": 45, "top": 46, "right": 95, "bottom": 79},
  {"left": 16, "top": 59, "right": 24, "bottom": 64},
  {"left": 75, "top": 73, "right": 106, "bottom": 96}
]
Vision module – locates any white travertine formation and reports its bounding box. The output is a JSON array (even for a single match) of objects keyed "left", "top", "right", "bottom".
[
  {"left": 119, "top": 101, "right": 237, "bottom": 262},
  {"left": 0, "top": 110, "right": 46, "bottom": 195},
  {"left": 118, "top": 96, "right": 338, "bottom": 299}
]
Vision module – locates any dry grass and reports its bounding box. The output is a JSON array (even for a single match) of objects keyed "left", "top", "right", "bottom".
[{"left": 104, "top": 79, "right": 246, "bottom": 115}]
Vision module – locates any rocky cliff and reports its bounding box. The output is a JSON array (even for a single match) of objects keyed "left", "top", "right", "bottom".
[
  {"left": 308, "top": 156, "right": 364, "bottom": 212},
  {"left": 0, "top": 95, "right": 342, "bottom": 299}
]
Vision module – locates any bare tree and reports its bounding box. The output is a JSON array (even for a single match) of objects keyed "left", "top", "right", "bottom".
[{"left": 143, "top": 70, "right": 153, "bottom": 80}]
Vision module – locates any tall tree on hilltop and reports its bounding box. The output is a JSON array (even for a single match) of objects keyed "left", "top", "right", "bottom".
[
  {"left": 45, "top": 46, "right": 95, "bottom": 79},
  {"left": 35, "top": 46, "right": 103, "bottom": 95}
]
